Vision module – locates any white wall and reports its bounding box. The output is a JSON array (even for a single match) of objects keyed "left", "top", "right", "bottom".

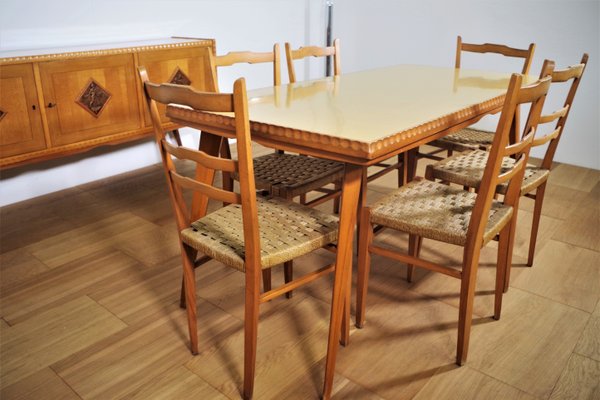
[
  {"left": 1, "top": 0, "right": 598, "bottom": 206},
  {"left": 334, "top": 0, "right": 599, "bottom": 169}
]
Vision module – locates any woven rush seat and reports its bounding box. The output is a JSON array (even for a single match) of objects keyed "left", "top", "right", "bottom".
[
  {"left": 370, "top": 180, "right": 513, "bottom": 247},
  {"left": 244, "top": 153, "right": 345, "bottom": 198},
  {"left": 429, "top": 127, "right": 495, "bottom": 153},
  {"left": 426, "top": 149, "right": 550, "bottom": 194},
  {"left": 181, "top": 197, "right": 339, "bottom": 271}
]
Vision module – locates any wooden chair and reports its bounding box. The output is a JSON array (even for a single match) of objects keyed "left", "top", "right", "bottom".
[
  {"left": 425, "top": 54, "right": 589, "bottom": 274},
  {"left": 421, "top": 36, "right": 536, "bottom": 160},
  {"left": 213, "top": 44, "right": 345, "bottom": 213},
  {"left": 138, "top": 68, "right": 340, "bottom": 400},
  {"left": 285, "top": 39, "right": 406, "bottom": 188},
  {"left": 356, "top": 72, "right": 552, "bottom": 365},
  {"left": 211, "top": 44, "right": 344, "bottom": 296}
]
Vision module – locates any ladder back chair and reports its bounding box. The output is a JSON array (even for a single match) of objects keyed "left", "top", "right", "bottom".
[
  {"left": 211, "top": 44, "right": 345, "bottom": 296},
  {"left": 356, "top": 71, "right": 552, "bottom": 365},
  {"left": 425, "top": 54, "right": 589, "bottom": 273},
  {"left": 421, "top": 36, "right": 536, "bottom": 160},
  {"left": 138, "top": 68, "right": 340, "bottom": 400},
  {"left": 213, "top": 44, "right": 345, "bottom": 214}
]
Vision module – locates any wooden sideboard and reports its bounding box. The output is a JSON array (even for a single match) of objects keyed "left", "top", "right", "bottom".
[{"left": 0, "top": 37, "right": 215, "bottom": 169}]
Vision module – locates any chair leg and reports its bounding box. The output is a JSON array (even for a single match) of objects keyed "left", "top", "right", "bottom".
[
  {"left": 284, "top": 261, "right": 293, "bottom": 299},
  {"left": 333, "top": 180, "right": 341, "bottom": 214},
  {"left": 281, "top": 192, "right": 295, "bottom": 298},
  {"left": 179, "top": 277, "right": 186, "bottom": 308},
  {"left": 495, "top": 224, "right": 511, "bottom": 320},
  {"left": 356, "top": 207, "right": 373, "bottom": 329},
  {"left": 340, "top": 266, "right": 352, "bottom": 346},
  {"left": 220, "top": 138, "right": 234, "bottom": 206},
  {"left": 527, "top": 184, "right": 546, "bottom": 267},
  {"left": 456, "top": 249, "right": 481, "bottom": 366},
  {"left": 181, "top": 244, "right": 199, "bottom": 355},
  {"left": 502, "top": 206, "right": 520, "bottom": 293},
  {"left": 171, "top": 129, "right": 183, "bottom": 146},
  {"left": 243, "top": 263, "right": 261, "bottom": 400},
  {"left": 407, "top": 234, "right": 422, "bottom": 283},
  {"left": 262, "top": 269, "right": 271, "bottom": 293},
  {"left": 407, "top": 148, "right": 418, "bottom": 182},
  {"left": 397, "top": 153, "right": 404, "bottom": 187}
]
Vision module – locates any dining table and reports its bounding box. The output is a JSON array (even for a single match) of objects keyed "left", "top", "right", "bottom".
[{"left": 166, "top": 64, "right": 537, "bottom": 399}]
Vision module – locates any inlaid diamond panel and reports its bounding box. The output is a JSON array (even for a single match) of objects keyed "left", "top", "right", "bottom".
[
  {"left": 169, "top": 68, "right": 192, "bottom": 86},
  {"left": 76, "top": 79, "right": 112, "bottom": 118},
  {"left": 0, "top": 109, "right": 6, "bottom": 122}
]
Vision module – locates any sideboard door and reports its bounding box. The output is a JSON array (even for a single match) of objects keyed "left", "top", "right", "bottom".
[
  {"left": 39, "top": 54, "right": 141, "bottom": 146},
  {"left": 0, "top": 64, "right": 47, "bottom": 157},
  {"left": 138, "top": 46, "right": 213, "bottom": 126}
]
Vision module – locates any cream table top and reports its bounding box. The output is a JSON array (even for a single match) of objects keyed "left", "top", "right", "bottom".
[{"left": 167, "top": 64, "right": 536, "bottom": 164}]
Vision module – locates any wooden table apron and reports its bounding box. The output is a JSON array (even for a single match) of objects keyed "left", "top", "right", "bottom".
[{"left": 165, "top": 64, "right": 533, "bottom": 399}]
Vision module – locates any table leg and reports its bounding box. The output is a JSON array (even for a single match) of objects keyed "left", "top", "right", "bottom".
[
  {"left": 322, "top": 163, "right": 362, "bottom": 400},
  {"left": 190, "top": 131, "right": 222, "bottom": 220}
]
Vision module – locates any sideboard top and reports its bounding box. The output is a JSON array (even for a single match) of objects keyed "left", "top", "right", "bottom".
[{"left": 0, "top": 37, "right": 215, "bottom": 64}]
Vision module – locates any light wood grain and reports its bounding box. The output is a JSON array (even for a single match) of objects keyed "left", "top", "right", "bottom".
[
  {"left": 0, "top": 296, "right": 126, "bottom": 389},
  {"left": 0, "top": 249, "right": 141, "bottom": 324},
  {"left": 336, "top": 288, "right": 459, "bottom": 400},
  {"left": 574, "top": 315, "right": 600, "bottom": 361},
  {"left": 0, "top": 248, "right": 50, "bottom": 291},
  {"left": 55, "top": 299, "right": 238, "bottom": 400},
  {"left": 512, "top": 240, "right": 600, "bottom": 312},
  {"left": 0, "top": 368, "right": 81, "bottom": 400},
  {"left": 414, "top": 365, "right": 537, "bottom": 400},
  {"left": 185, "top": 296, "right": 331, "bottom": 399},
  {"left": 124, "top": 365, "right": 228, "bottom": 400},
  {"left": 0, "top": 142, "right": 598, "bottom": 399},
  {"left": 468, "top": 288, "right": 589, "bottom": 398},
  {"left": 22, "top": 213, "right": 152, "bottom": 268},
  {"left": 549, "top": 353, "right": 600, "bottom": 400},
  {"left": 547, "top": 163, "right": 600, "bottom": 192},
  {"left": 552, "top": 182, "right": 600, "bottom": 251}
]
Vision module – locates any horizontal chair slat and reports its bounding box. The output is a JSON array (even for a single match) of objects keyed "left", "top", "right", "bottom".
[
  {"left": 532, "top": 127, "right": 561, "bottom": 147},
  {"left": 260, "top": 263, "right": 335, "bottom": 303},
  {"left": 516, "top": 76, "right": 552, "bottom": 103},
  {"left": 171, "top": 172, "right": 241, "bottom": 205},
  {"left": 216, "top": 51, "right": 274, "bottom": 66},
  {"left": 504, "top": 130, "right": 535, "bottom": 157},
  {"left": 369, "top": 244, "right": 462, "bottom": 279},
  {"left": 539, "top": 105, "right": 569, "bottom": 124},
  {"left": 292, "top": 45, "right": 335, "bottom": 60},
  {"left": 553, "top": 64, "right": 585, "bottom": 82},
  {"left": 497, "top": 155, "right": 527, "bottom": 185},
  {"left": 462, "top": 43, "right": 531, "bottom": 58},
  {"left": 162, "top": 140, "right": 237, "bottom": 172},
  {"left": 145, "top": 82, "right": 234, "bottom": 112}
]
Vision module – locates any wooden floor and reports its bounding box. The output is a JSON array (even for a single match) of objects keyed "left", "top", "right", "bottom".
[{"left": 1, "top": 145, "right": 598, "bottom": 399}]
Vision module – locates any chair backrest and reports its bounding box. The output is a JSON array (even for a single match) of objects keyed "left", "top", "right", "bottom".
[
  {"left": 138, "top": 67, "right": 260, "bottom": 264},
  {"left": 467, "top": 71, "right": 552, "bottom": 252},
  {"left": 532, "top": 54, "right": 588, "bottom": 169},
  {"left": 285, "top": 38, "right": 341, "bottom": 83},
  {"left": 455, "top": 35, "right": 536, "bottom": 74},
  {"left": 209, "top": 43, "right": 281, "bottom": 92}
]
